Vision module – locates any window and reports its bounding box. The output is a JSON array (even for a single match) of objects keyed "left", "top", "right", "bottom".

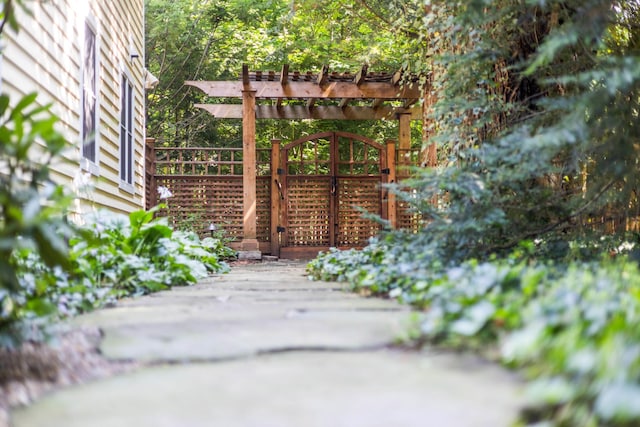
[
  {"left": 120, "top": 73, "right": 134, "bottom": 187},
  {"left": 81, "top": 19, "right": 98, "bottom": 168}
]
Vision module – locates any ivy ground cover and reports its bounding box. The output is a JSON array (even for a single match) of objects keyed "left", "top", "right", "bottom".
[{"left": 308, "top": 239, "right": 640, "bottom": 427}]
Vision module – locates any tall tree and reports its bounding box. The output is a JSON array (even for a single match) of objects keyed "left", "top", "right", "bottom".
[
  {"left": 145, "top": 0, "right": 412, "bottom": 147},
  {"left": 377, "top": 0, "right": 640, "bottom": 258}
]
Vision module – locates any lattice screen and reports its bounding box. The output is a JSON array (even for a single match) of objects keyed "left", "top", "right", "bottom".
[
  {"left": 156, "top": 176, "right": 244, "bottom": 239},
  {"left": 151, "top": 147, "right": 271, "bottom": 244},
  {"left": 286, "top": 177, "right": 331, "bottom": 247},
  {"left": 397, "top": 200, "right": 423, "bottom": 234},
  {"left": 337, "top": 177, "right": 382, "bottom": 246},
  {"left": 256, "top": 177, "right": 271, "bottom": 242},
  {"left": 395, "top": 148, "right": 424, "bottom": 233},
  {"left": 148, "top": 141, "right": 427, "bottom": 251}
]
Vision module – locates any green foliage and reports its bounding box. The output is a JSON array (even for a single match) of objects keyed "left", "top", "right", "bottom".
[
  {"left": 503, "top": 260, "right": 640, "bottom": 426},
  {"left": 72, "top": 206, "right": 231, "bottom": 295},
  {"left": 1, "top": 206, "right": 234, "bottom": 347},
  {"left": 0, "top": 92, "right": 234, "bottom": 345},
  {"left": 307, "top": 1, "right": 640, "bottom": 425},
  {"left": 144, "top": 0, "right": 411, "bottom": 147},
  {"left": 381, "top": 0, "right": 640, "bottom": 257},
  {"left": 0, "top": 93, "right": 73, "bottom": 344},
  {"left": 309, "top": 245, "right": 640, "bottom": 426}
]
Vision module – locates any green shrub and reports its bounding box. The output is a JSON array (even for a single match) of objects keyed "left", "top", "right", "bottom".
[
  {"left": 0, "top": 93, "right": 74, "bottom": 346},
  {"left": 1, "top": 206, "right": 235, "bottom": 346},
  {"left": 72, "top": 207, "right": 232, "bottom": 295}
]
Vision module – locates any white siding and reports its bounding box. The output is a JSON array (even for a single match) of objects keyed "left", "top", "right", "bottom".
[{"left": 1, "top": 0, "right": 146, "bottom": 219}]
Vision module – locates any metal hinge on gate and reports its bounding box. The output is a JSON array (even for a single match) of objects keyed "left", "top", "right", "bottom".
[
  {"left": 277, "top": 226, "right": 286, "bottom": 233},
  {"left": 381, "top": 168, "right": 390, "bottom": 175},
  {"left": 277, "top": 168, "right": 284, "bottom": 175}
]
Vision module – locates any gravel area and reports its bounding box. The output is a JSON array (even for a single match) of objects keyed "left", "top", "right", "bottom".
[{"left": 0, "top": 326, "right": 139, "bottom": 427}]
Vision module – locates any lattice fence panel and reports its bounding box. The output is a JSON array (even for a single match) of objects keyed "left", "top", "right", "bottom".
[
  {"left": 156, "top": 176, "right": 244, "bottom": 240},
  {"left": 397, "top": 202, "right": 423, "bottom": 233},
  {"left": 337, "top": 177, "right": 382, "bottom": 246},
  {"left": 286, "top": 177, "right": 331, "bottom": 246},
  {"left": 256, "top": 177, "right": 271, "bottom": 242},
  {"left": 396, "top": 187, "right": 424, "bottom": 233}
]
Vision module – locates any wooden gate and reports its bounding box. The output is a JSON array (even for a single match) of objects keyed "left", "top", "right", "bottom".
[{"left": 276, "top": 132, "right": 388, "bottom": 259}]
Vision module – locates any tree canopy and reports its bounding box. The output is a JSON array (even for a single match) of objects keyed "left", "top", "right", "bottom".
[{"left": 144, "top": 0, "right": 416, "bottom": 147}]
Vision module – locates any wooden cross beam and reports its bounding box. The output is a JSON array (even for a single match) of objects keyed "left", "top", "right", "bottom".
[
  {"left": 194, "top": 104, "right": 422, "bottom": 120},
  {"left": 186, "top": 80, "right": 421, "bottom": 100}
]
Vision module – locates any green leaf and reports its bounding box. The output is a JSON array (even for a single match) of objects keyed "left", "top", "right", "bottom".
[
  {"left": 10, "top": 92, "right": 38, "bottom": 120},
  {"left": 595, "top": 383, "right": 640, "bottom": 422},
  {"left": 450, "top": 300, "right": 495, "bottom": 336},
  {"left": 33, "top": 224, "right": 70, "bottom": 270},
  {"left": 0, "top": 95, "right": 10, "bottom": 116},
  {"left": 525, "top": 377, "right": 576, "bottom": 406}
]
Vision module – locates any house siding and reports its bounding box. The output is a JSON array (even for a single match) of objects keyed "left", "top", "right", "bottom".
[{"left": 1, "top": 0, "right": 146, "bottom": 219}]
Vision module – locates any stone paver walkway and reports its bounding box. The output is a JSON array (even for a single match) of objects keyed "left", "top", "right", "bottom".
[{"left": 11, "top": 261, "right": 524, "bottom": 427}]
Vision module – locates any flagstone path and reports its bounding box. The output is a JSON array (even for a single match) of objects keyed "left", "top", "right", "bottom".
[{"left": 11, "top": 261, "right": 524, "bottom": 427}]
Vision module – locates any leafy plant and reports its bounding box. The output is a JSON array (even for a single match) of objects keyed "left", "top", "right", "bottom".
[
  {"left": 0, "top": 93, "right": 73, "bottom": 345},
  {"left": 72, "top": 206, "right": 232, "bottom": 296},
  {"left": 309, "top": 243, "right": 640, "bottom": 426},
  {"left": 144, "top": 0, "right": 412, "bottom": 147},
  {"left": 1, "top": 205, "right": 235, "bottom": 347}
]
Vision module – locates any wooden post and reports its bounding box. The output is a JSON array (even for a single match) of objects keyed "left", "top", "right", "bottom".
[
  {"left": 426, "top": 142, "right": 437, "bottom": 167},
  {"left": 240, "top": 89, "right": 260, "bottom": 258},
  {"left": 386, "top": 140, "right": 397, "bottom": 229},
  {"left": 398, "top": 113, "right": 411, "bottom": 175},
  {"left": 270, "top": 139, "right": 281, "bottom": 257},
  {"left": 145, "top": 138, "right": 157, "bottom": 210},
  {"left": 422, "top": 77, "right": 437, "bottom": 168}
]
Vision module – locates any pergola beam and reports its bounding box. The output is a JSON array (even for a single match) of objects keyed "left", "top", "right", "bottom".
[
  {"left": 186, "top": 80, "right": 421, "bottom": 100},
  {"left": 194, "top": 104, "right": 422, "bottom": 120},
  {"left": 186, "top": 64, "right": 428, "bottom": 259}
]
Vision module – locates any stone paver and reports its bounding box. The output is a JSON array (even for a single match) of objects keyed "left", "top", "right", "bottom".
[{"left": 11, "top": 261, "right": 524, "bottom": 427}]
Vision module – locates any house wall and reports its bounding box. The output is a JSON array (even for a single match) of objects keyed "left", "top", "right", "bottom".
[{"left": 0, "top": 0, "right": 146, "bottom": 219}]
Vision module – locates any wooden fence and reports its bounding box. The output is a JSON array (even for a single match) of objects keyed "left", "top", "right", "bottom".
[
  {"left": 145, "top": 139, "right": 425, "bottom": 255},
  {"left": 146, "top": 141, "right": 271, "bottom": 242}
]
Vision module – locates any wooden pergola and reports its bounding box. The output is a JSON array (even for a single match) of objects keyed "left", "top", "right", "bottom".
[{"left": 186, "top": 64, "right": 425, "bottom": 258}]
